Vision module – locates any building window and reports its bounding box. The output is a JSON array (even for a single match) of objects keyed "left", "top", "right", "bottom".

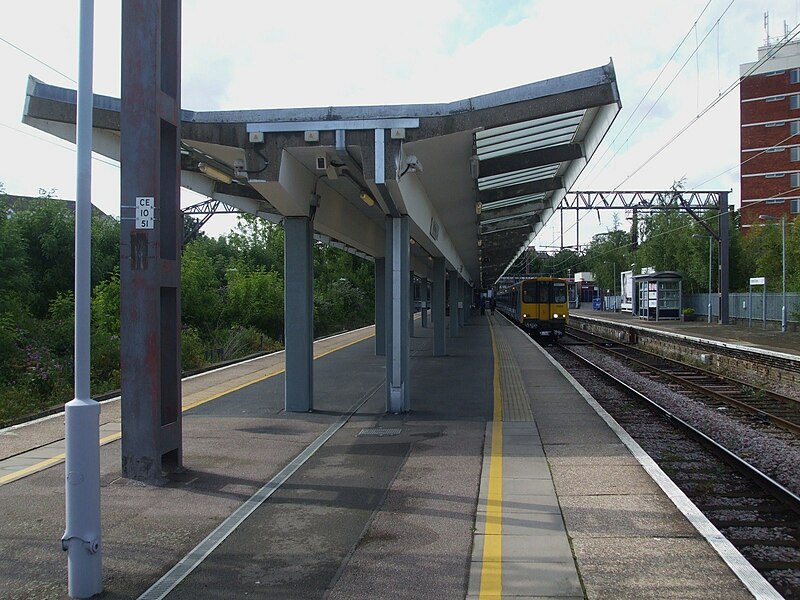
[
  {"left": 767, "top": 70, "right": 786, "bottom": 76},
  {"left": 766, "top": 147, "right": 784, "bottom": 152},
  {"left": 792, "top": 172, "right": 800, "bottom": 188},
  {"left": 792, "top": 199, "right": 799, "bottom": 213},
  {"left": 792, "top": 69, "right": 800, "bottom": 84},
  {"left": 792, "top": 146, "right": 800, "bottom": 161},
  {"left": 792, "top": 95, "right": 800, "bottom": 109},
  {"left": 793, "top": 121, "right": 800, "bottom": 135},
  {"left": 766, "top": 173, "right": 785, "bottom": 178},
  {"left": 766, "top": 121, "right": 786, "bottom": 127},
  {"left": 766, "top": 198, "right": 785, "bottom": 203},
  {"left": 768, "top": 95, "right": 787, "bottom": 102}
]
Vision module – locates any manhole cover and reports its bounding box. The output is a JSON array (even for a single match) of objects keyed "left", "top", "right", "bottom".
[{"left": 358, "top": 427, "right": 402, "bottom": 437}]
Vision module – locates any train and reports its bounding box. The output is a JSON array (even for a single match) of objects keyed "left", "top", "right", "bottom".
[{"left": 495, "top": 277, "right": 569, "bottom": 337}]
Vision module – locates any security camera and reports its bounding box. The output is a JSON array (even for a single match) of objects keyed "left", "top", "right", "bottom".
[{"left": 405, "top": 155, "right": 423, "bottom": 173}]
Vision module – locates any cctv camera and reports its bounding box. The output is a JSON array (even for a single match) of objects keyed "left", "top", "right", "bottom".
[{"left": 405, "top": 155, "right": 423, "bottom": 172}]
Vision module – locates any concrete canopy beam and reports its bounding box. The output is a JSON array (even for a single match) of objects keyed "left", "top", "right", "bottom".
[
  {"left": 248, "top": 150, "right": 385, "bottom": 257},
  {"left": 384, "top": 162, "right": 474, "bottom": 286}
]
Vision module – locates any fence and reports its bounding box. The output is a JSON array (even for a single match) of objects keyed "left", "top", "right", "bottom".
[{"left": 683, "top": 292, "right": 799, "bottom": 329}]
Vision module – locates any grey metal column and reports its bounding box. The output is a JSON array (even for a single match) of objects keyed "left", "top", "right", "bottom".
[
  {"left": 374, "top": 258, "right": 385, "bottom": 356},
  {"left": 385, "top": 216, "right": 410, "bottom": 413},
  {"left": 719, "top": 192, "right": 730, "bottom": 325},
  {"left": 433, "top": 258, "right": 446, "bottom": 356},
  {"left": 409, "top": 271, "right": 415, "bottom": 338},
  {"left": 284, "top": 217, "right": 314, "bottom": 412},
  {"left": 421, "top": 277, "right": 429, "bottom": 328},
  {"left": 120, "top": 0, "right": 182, "bottom": 481},
  {"left": 458, "top": 278, "right": 465, "bottom": 327},
  {"left": 449, "top": 271, "right": 460, "bottom": 337}
]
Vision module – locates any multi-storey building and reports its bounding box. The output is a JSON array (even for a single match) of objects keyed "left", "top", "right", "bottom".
[{"left": 740, "top": 40, "right": 800, "bottom": 228}]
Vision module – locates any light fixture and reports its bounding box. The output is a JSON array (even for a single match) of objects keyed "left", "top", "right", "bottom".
[
  {"left": 359, "top": 190, "right": 375, "bottom": 206},
  {"left": 410, "top": 238, "right": 416, "bottom": 245},
  {"left": 475, "top": 202, "right": 482, "bottom": 215},
  {"left": 198, "top": 162, "right": 232, "bottom": 185}
]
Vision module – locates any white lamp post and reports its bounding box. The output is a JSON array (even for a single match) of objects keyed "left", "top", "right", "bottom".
[{"left": 759, "top": 215, "right": 787, "bottom": 333}]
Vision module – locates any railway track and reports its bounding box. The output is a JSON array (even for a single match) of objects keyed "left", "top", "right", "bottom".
[
  {"left": 563, "top": 326, "right": 800, "bottom": 437},
  {"left": 547, "top": 340, "right": 800, "bottom": 599}
]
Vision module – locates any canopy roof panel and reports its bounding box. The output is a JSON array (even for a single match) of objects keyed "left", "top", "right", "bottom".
[{"left": 22, "top": 61, "right": 620, "bottom": 287}]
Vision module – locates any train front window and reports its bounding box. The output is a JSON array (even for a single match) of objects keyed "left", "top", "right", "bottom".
[
  {"left": 522, "top": 282, "right": 537, "bottom": 303},
  {"left": 552, "top": 282, "right": 567, "bottom": 304},
  {"left": 538, "top": 282, "right": 549, "bottom": 303}
]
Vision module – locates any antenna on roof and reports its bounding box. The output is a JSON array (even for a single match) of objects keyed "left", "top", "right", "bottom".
[
  {"left": 764, "top": 11, "right": 770, "bottom": 46},
  {"left": 785, "top": 20, "right": 790, "bottom": 39}
]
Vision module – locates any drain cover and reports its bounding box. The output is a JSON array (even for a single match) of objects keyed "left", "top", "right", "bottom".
[{"left": 358, "top": 427, "right": 402, "bottom": 437}]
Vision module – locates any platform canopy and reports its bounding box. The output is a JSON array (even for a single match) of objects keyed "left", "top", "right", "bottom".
[{"left": 23, "top": 62, "right": 620, "bottom": 287}]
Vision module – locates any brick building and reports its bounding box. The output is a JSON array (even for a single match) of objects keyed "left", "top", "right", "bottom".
[{"left": 740, "top": 40, "right": 800, "bottom": 228}]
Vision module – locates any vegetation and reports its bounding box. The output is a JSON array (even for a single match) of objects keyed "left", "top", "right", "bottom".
[
  {"left": 535, "top": 184, "right": 798, "bottom": 304},
  {"left": 0, "top": 191, "right": 374, "bottom": 425},
  {"left": 1, "top": 179, "right": 796, "bottom": 425}
]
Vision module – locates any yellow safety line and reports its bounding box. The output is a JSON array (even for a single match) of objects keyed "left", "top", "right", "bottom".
[
  {"left": 479, "top": 317, "right": 503, "bottom": 597},
  {"left": 0, "top": 332, "right": 375, "bottom": 486}
]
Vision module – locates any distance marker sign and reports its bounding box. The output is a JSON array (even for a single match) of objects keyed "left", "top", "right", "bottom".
[{"left": 136, "top": 197, "right": 154, "bottom": 229}]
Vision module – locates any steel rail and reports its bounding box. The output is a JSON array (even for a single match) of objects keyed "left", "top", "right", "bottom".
[
  {"left": 564, "top": 326, "right": 800, "bottom": 436},
  {"left": 555, "top": 341, "right": 800, "bottom": 516}
]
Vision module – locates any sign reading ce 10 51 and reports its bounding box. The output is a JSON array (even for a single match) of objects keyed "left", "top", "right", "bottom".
[{"left": 135, "top": 197, "right": 155, "bottom": 230}]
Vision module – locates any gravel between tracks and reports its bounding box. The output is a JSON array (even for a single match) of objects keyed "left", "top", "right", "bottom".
[{"left": 566, "top": 345, "right": 800, "bottom": 497}]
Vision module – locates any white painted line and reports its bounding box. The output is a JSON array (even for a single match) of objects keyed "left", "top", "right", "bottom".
[
  {"left": 532, "top": 335, "right": 784, "bottom": 600},
  {"left": 136, "top": 380, "right": 383, "bottom": 600}
]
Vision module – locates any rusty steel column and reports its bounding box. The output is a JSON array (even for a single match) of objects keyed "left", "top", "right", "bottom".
[{"left": 120, "top": 0, "right": 182, "bottom": 481}]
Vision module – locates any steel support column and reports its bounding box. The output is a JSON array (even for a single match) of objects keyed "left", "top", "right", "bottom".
[
  {"left": 284, "top": 217, "right": 314, "bottom": 412},
  {"left": 374, "top": 258, "right": 385, "bottom": 356},
  {"left": 719, "top": 192, "right": 730, "bottom": 325},
  {"left": 409, "top": 271, "right": 415, "bottom": 338},
  {"left": 458, "top": 279, "right": 465, "bottom": 328},
  {"left": 449, "top": 271, "right": 460, "bottom": 337},
  {"left": 385, "top": 216, "right": 410, "bottom": 413},
  {"left": 120, "top": 0, "right": 182, "bottom": 481},
  {"left": 421, "top": 277, "right": 429, "bottom": 328},
  {"left": 432, "top": 258, "right": 446, "bottom": 356}
]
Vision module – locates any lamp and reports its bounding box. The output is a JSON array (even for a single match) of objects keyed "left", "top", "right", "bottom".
[
  {"left": 359, "top": 190, "right": 375, "bottom": 207},
  {"left": 198, "top": 162, "right": 232, "bottom": 185},
  {"left": 758, "top": 214, "right": 787, "bottom": 332},
  {"left": 692, "top": 234, "right": 713, "bottom": 323}
]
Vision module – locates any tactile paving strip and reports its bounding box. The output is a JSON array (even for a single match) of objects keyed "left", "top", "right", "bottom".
[{"left": 492, "top": 318, "right": 534, "bottom": 422}]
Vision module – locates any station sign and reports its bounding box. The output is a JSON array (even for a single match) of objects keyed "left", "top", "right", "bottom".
[
  {"left": 135, "top": 197, "right": 155, "bottom": 230},
  {"left": 749, "top": 277, "right": 765, "bottom": 285}
]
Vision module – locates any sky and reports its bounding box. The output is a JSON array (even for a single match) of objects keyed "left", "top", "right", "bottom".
[{"left": 1, "top": 0, "right": 799, "bottom": 248}]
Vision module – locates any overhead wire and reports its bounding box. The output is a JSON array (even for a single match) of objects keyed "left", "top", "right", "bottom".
[
  {"left": 579, "top": 0, "right": 716, "bottom": 187},
  {"left": 533, "top": 18, "right": 800, "bottom": 272},
  {"left": 0, "top": 34, "right": 77, "bottom": 84},
  {"left": 542, "top": 1, "right": 732, "bottom": 256},
  {"left": 617, "top": 22, "right": 800, "bottom": 189},
  {"left": 0, "top": 34, "right": 120, "bottom": 181}
]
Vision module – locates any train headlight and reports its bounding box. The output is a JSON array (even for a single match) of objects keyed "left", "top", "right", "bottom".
[
  {"left": 523, "top": 313, "right": 527, "bottom": 318},
  {"left": 553, "top": 313, "right": 559, "bottom": 319}
]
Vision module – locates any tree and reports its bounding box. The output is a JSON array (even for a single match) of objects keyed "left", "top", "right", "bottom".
[
  {"left": 583, "top": 229, "right": 631, "bottom": 295},
  {"left": 181, "top": 240, "right": 226, "bottom": 334},
  {"left": 13, "top": 198, "right": 75, "bottom": 317},
  {"left": 227, "top": 214, "right": 284, "bottom": 271}
]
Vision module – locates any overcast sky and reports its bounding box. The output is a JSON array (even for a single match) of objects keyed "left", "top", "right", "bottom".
[{"left": 1, "top": 0, "right": 799, "bottom": 248}]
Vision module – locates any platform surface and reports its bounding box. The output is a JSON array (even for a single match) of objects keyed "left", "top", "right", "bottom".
[
  {"left": 0, "top": 314, "right": 768, "bottom": 599},
  {"left": 570, "top": 306, "right": 799, "bottom": 357}
]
